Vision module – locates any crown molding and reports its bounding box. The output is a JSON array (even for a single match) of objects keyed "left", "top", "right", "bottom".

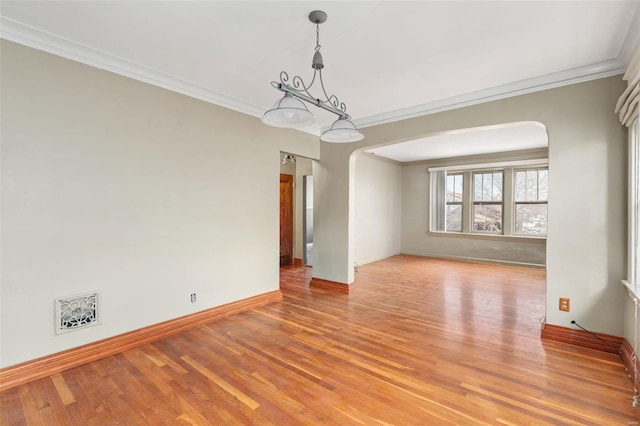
[
  {"left": 0, "top": 16, "right": 627, "bottom": 136},
  {"left": 0, "top": 17, "right": 269, "bottom": 117},
  {"left": 353, "top": 60, "right": 625, "bottom": 130},
  {"left": 0, "top": 17, "right": 325, "bottom": 136}
]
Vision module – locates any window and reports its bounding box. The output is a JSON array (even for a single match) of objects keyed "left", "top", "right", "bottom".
[
  {"left": 446, "top": 173, "right": 463, "bottom": 231},
  {"left": 429, "top": 161, "right": 548, "bottom": 238},
  {"left": 514, "top": 168, "right": 548, "bottom": 235},
  {"left": 472, "top": 171, "right": 503, "bottom": 233}
]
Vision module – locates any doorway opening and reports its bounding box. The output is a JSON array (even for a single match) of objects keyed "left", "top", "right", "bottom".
[{"left": 279, "top": 152, "right": 314, "bottom": 268}]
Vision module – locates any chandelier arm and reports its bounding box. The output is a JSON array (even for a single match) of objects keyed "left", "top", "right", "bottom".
[
  {"left": 277, "top": 71, "right": 315, "bottom": 101},
  {"left": 271, "top": 80, "right": 350, "bottom": 120},
  {"left": 317, "top": 69, "right": 348, "bottom": 114},
  {"left": 278, "top": 70, "right": 348, "bottom": 114},
  {"left": 318, "top": 69, "right": 332, "bottom": 105},
  {"left": 321, "top": 95, "right": 346, "bottom": 112},
  {"left": 291, "top": 74, "right": 317, "bottom": 100}
]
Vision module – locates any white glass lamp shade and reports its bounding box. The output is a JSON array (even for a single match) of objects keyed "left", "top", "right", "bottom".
[
  {"left": 261, "top": 94, "right": 315, "bottom": 128},
  {"left": 321, "top": 118, "right": 364, "bottom": 143}
]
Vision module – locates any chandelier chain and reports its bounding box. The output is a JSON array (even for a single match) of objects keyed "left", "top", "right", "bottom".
[{"left": 316, "top": 24, "right": 321, "bottom": 51}]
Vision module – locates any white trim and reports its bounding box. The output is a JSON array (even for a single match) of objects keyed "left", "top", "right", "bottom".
[
  {"left": 0, "top": 16, "right": 626, "bottom": 135},
  {"left": 354, "top": 60, "right": 625, "bottom": 129},
  {"left": 428, "top": 158, "right": 548, "bottom": 172}
]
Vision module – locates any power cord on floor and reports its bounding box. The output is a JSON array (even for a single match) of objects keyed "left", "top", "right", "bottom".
[{"left": 570, "top": 320, "right": 617, "bottom": 349}]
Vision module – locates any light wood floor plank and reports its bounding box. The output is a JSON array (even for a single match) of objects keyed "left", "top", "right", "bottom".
[
  {"left": 49, "top": 374, "right": 75, "bottom": 406},
  {"left": 181, "top": 355, "right": 260, "bottom": 410}
]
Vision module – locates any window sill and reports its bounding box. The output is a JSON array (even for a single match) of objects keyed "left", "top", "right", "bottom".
[{"left": 427, "top": 230, "right": 546, "bottom": 244}]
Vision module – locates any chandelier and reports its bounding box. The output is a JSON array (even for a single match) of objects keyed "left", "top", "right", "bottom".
[{"left": 261, "top": 10, "right": 364, "bottom": 143}]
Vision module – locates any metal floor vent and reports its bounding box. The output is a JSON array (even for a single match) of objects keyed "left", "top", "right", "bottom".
[{"left": 55, "top": 293, "right": 99, "bottom": 334}]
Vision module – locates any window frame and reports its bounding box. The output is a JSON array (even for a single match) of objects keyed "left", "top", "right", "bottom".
[
  {"left": 513, "top": 167, "right": 548, "bottom": 236},
  {"left": 471, "top": 170, "right": 504, "bottom": 234},
  {"left": 428, "top": 160, "right": 548, "bottom": 242}
]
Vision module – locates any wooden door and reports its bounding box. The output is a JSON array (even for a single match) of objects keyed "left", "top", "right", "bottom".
[{"left": 280, "top": 174, "right": 294, "bottom": 267}]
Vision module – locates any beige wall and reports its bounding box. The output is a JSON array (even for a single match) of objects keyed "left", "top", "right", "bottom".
[
  {"left": 312, "top": 143, "right": 356, "bottom": 283},
  {"left": 0, "top": 41, "right": 319, "bottom": 367},
  {"left": 354, "top": 154, "right": 402, "bottom": 265},
  {"left": 314, "top": 76, "right": 627, "bottom": 336}
]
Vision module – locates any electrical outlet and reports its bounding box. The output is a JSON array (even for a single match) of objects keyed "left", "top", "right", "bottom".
[
  {"left": 190, "top": 293, "right": 197, "bottom": 303},
  {"left": 559, "top": 297, "right": 570, "bottom": 312}
]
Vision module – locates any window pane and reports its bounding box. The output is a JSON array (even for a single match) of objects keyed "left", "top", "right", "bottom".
[
  {"left": 474, "top": 174, "right": 482, "bottom": 201},
  {"left": 492, "top": 172, "right": 503, "bottom": 201},
  {"left": 474, "top": 172, "right": 503, "bottom": 202},
  {"left": 515, "top": 171, "right": 526, "bottom": 201},
  {"left": 482, "top": 173, "right": 493, "bottom": 200},
  {"left": 525, "top": 170, "right": 537, "bottom": 200},
  {"left": 446, "top": 174, "right": 463, "bottom": 202},
  {"left": 473, "top": 204, "right": 502, "bottom": 233},
  {"left": 538, "top": 170, "right": 548, "bottom": 201},
  {"left": 515, "top": 204, "right": 547, "bottom": 235},
  {"left": 515, "top": 168, "right": 548, "bottom": 202},
  {"left": 454, "top": 175, "right": 463, "bottom": 202},
  {"left": 446, "top": 204, "right": 462, "bottom": 232}
]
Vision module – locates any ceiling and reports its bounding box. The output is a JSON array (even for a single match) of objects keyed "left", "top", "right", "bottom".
[
  {"left": 366, "top": 121, "right": 549, "bottom": 163},
  {"left": 1, "top": 1, "right": 638, "bottom": 161}
]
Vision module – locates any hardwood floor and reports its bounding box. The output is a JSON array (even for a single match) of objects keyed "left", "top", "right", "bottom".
[{"left": 2, "top": 255, "right": 638, "bottom": 424}]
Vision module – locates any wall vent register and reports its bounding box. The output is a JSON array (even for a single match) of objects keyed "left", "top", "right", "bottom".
[{"left": 55, "top": 293, "right": 99, "bottom": 334}]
